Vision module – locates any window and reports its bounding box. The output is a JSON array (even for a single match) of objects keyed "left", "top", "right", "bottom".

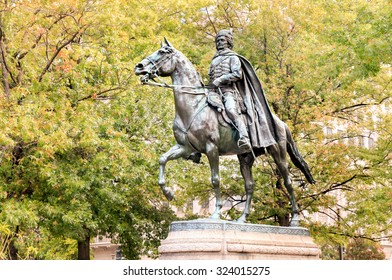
[
  {"left": 338, "top": 130, "right": 344, "bottom": 144},
  {"left": 358, "top": 136, "right": 366, "bottom": 147},
  {"left": 368, "top": 137, "right": 375, "bottom": 148}
]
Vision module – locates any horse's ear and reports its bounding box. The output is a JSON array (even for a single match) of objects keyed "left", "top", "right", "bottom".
[
  {"left": 161, "top": 40, "right": 165, "bottom": 48},
  {"left": 164, "top": 37, "right": 172, "bottom": 47}
]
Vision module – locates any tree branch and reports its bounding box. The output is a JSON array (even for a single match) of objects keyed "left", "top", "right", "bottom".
[
  {"left": 204, "top": 7, "right": 217, "bottom": 34},
  {"left": 0, "top": 22, "right": 10, "bottom": 98},
  {"left": 328, "top": 231, "right": 390, "bottom": 243},
  {"left": 74, "top": 86, "right": 125, "bottom": 106},
  {"left": 332, "top": 96, "right": 390, "bottom": 113},
  {"left": 16, "top": 15, "right": 67, "bottom": 61},
  {"left": 300, "top": 176, "right": 357, "bottom": 212},
  {"left": 38, "top": 26, "right": 86, "bottom": 82}
]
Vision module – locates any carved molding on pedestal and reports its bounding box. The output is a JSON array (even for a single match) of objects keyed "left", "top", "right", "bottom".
[
  {"left": 159, "top": 219, "right": 320, "bottom": 260},
  {"left": 170, "top": 219, "right": 310, "bottom": 236}
]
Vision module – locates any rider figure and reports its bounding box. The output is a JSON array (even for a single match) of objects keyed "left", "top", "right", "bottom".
[{"left": 208, "top": 29, "right": 251, "bottom": 150}]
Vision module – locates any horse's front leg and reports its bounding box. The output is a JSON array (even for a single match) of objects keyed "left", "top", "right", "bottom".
[
  {"left": 158, "top": 144, "right": 189, "bottom": 201},
  {"left": 237, "top": 153, "right": 255, "bottom": 223},
  {"left": 206, "top": 142, "right": 222, "bottom": 219}
]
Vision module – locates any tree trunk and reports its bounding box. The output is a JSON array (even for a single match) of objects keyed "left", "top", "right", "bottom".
[
  {"left": 9, "top": 240, "right": 18, "bottom": 260},
  {"left": 0, "top": 24, "right": 10, "bottom": 98},
  {"left": 9, "top": 226, "right": 19, "bottom": 260},
  {"left": 77, "top": 234, "right": 90, "bottom": 260}
]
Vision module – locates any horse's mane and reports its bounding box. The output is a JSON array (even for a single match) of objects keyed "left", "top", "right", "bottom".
[{"left": 170, "top": 46, "right": 204, "bottom": 86}]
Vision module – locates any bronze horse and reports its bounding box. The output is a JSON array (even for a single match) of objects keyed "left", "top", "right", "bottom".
[{"left": 134, "top": 39, "right": 315, "bottom": 226}]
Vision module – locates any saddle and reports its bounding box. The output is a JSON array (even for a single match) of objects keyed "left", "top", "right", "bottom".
[
  {"left": 186, "top": 93, "right": 230, "bottom": 164},
  {"left": 187, "top": 92, "right": 253, "bottom": 164},
  {"left": 206, "top": 91, "right": 232, "bottom": 127}
]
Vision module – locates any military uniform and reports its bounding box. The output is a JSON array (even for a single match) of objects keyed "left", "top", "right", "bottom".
[{"left": 208, "top": 45, "right": 250, "bottom": 149}]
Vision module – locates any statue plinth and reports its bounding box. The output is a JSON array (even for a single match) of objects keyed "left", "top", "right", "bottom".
[{"left": 159, "top": 219, "right": 320, "bottom": 260}]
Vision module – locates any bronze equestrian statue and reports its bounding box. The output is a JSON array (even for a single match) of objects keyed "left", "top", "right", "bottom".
[{"left": 134, "top": 31, "right": 315, "bottom": 226}]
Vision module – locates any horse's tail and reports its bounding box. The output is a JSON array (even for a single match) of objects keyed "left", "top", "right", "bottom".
[{"left": 285, "top": 124, "right": 316, "bottom": 184}]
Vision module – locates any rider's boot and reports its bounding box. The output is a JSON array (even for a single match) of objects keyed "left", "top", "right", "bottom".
[
  {"left": 236, "top": 120, "right": 251, "bottom": 150},
  {"left": 224, "top": 95, "right": 251, "bottom": 150}
]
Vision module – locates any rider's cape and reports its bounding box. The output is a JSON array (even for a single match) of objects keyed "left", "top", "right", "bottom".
[{"left": 216, "top": 50, "right": 278, "bottom": 148}]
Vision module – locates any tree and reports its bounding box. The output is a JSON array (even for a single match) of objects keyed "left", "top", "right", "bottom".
[
  {"left": 0, "top": 0, "right": 390, "bottom": 260},
  {"left": 345, "top": 238, "right": 386, "bottom": 260},
  {"left": 170, "top": 0, "right": 392, "bottom": 256},
  {"left": 0, "top": 0, "right": 177, "bottom": 259}
]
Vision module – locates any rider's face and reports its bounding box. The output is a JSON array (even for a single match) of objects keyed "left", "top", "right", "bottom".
[{"left": 216, "top": 36, "right": 229, "bottom": 51}]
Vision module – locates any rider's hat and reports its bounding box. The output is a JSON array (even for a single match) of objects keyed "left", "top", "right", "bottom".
[{"left": 215, "top": 29, "right": 233, "bottom": 49}]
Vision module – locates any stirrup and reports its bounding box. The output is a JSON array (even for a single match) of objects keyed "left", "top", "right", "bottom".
[{"left": 238, "top": 137, "right": 251, "bottom": 150}]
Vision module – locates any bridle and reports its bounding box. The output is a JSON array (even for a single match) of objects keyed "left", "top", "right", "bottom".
[
  {"left": 137, "top": 46, "right": 258, "bottom": 159},
  {"left": 140, "top": 47, "right": 212, "bottom": 95},
  {"left": 143, "top": 48, "right": 176, "bottom": 80},
  {"left": 138, "top": 46, "right": 214, "bottom": 151}
]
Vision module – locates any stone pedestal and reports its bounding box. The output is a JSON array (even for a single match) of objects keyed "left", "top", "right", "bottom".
[{"left": 159, "top": 219, "right": 320, "bottom": 260}]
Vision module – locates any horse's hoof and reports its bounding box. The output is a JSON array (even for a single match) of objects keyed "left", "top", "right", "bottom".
[
  {"left": 209, "top": 213, "right": 221, "bottom": 219},
  {"left": 236, "top": 216, "right": 247, "bottom": 223},
  {"left": 162, "top": 188, "right": 174, "bottom": 201},
  {"left": 289, "top": 219, "right": 300, "bottom": 227}
]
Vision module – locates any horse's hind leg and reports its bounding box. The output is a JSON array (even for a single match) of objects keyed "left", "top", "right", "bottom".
[
  {"left": 206, "top": 142, "right": 222, "bottom": 219},
  {"left": 237, "top": 153, "right": 255, "bottom": 223},
  {"left": 158, "top": 144, "right": 190, "bottom": 201},
  {"left": 268, "top": 142, "right": 300, "bottom": 227}
]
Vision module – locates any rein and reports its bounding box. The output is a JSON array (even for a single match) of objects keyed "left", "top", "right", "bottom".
[
  {"left": 142, "top": 74, "right": 209, "bottom": 152},
  {"left": 141, "top": 75, "right": 211, "bottom": 95},
  {"left": 140, "top": 48, "right": 214, "bottom": 95},
  {"left": 138, "top": 45, "right": 259, "bottom": 160},
  {"left": 139, "top": 47, "right": 215, "bottom": 153}
]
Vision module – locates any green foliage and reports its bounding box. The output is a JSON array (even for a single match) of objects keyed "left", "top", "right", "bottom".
[
  {"left": 0, "top": 223, "right": 12, "bottom": 259},
  {"left": 0, "top": 0, "right": 391, "bottom": 259},
  {"left": 345, "top": 238, "right": 386, "bottom": 260},
  {"left": 0, "top": 0, "right": 177, "bottom": 259}
]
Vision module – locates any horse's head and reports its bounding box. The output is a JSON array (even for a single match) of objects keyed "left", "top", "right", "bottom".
[{"left": 134, "top": 38, "right": 177, "bottom": 82}]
